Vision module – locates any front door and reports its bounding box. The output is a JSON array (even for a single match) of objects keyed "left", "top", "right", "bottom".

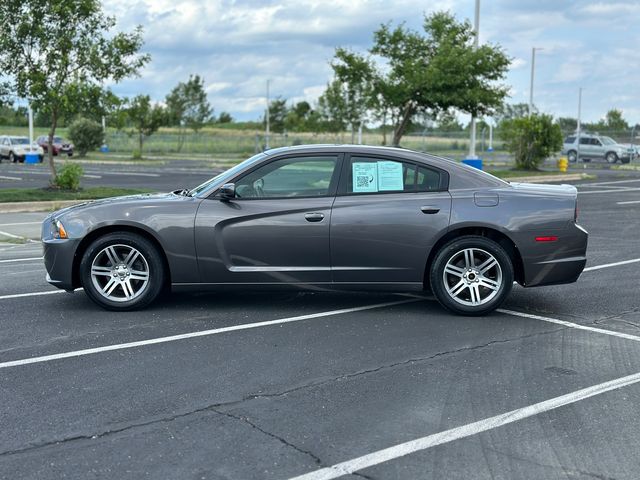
[
  {"left": 195, "top": 154, "right": 342, "bottom": 285},
  {"left": 331, "top": 154, "right": 451, "bottom": 285}
]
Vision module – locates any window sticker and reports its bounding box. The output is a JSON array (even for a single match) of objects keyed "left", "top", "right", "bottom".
[
  {"left": 377, "top": 161, "right": 404, "bottom": 191},
  {"left": 352, "top": 162, "right": 378, "bottom": 192}
]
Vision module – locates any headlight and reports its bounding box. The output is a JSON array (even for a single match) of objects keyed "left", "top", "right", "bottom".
[{"left": 52, "top": 219, "right": 68, "bottom": 239}]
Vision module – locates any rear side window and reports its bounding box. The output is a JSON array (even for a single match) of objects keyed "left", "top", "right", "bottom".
[
  {"left": 565, "top": 136, "right": 575, "bottom": 143},
  {"left": 346, "top": 156, "right": 443, "bottom": 194},
  {"left": 579, "top": 137, "right": 591, "bottom": 145}
]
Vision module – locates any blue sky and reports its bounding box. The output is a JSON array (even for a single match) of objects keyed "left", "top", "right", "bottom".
[{"left": 103, "top": 0, "right": 640, "bottom": 125}]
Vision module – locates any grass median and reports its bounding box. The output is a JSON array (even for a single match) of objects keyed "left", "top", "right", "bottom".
[{"left": 0, "top": 187, "right": 155, "bottom": 203}]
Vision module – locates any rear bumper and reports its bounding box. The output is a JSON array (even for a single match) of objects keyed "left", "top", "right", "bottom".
[
  {"left": 521, "top": 223, "right": 589, "bottom": 287},
  {"left": 43, "top": 238, "right": 81, "bottom": 291}
]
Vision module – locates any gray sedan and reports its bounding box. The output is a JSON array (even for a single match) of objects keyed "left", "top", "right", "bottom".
[{"left": 42, "top": 145, "right": 588, "bottom": 315}]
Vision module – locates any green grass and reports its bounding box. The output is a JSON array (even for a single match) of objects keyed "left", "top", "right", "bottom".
[{"left": 0, "top": 187, "right": 154, "bottom": 203}]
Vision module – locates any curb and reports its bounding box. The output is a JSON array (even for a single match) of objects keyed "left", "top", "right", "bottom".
[
  {"left": 503, "top": 173, "right": 589, "bottom": 183},
  {"left": 0, "top": 200, "right": 85, "bottom": 213}
]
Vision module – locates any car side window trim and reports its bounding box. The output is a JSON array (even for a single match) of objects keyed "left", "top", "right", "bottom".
[
  {"left": 206, "top": 152, "right": 345, "bottom": 201},
  {"left": 336, "top": 153, "right": 449, "bottom": 196}
]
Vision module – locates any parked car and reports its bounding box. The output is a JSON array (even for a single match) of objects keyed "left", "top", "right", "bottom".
[
  {"left": 36, "top": 135, "right": 74, "bottom": 156},
  {"left": 0, "top": 136, "right": 44, "bottom": 163},
  {"left": 42, "top": 145, "right": 588, "bottom": 315},
  {"left": 562, "top": 133, "right": 633, "bottom": 163}
]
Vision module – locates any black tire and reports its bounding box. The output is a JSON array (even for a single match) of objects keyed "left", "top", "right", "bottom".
[
  {"left": 9, "top": 152, "right": 15, "bottom": 163},
  {"left": 80, "top": 232, "right": 165, "bottom": 311},
  {"left": 567, "top": 150, "right": 577, "bottom": 163},
  {"left": 605, "top": 152, "right": 618, "bottom": 164},
  {"left": 430, "top": 236, "right": 514, "bottom": 316},
  {"left": 621, "top": 157, "right": 631, "bottom": 164},
  {"left": 38, "top": 155, "right": 43, "bottom": 163}
]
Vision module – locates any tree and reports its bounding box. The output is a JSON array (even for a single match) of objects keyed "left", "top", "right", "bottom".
[
  {"left": 265, "top": 98, "right": 288, "bottom": 133},
  {"left": 217, "top": 111, "right": 233, "bottom": 124},
  {"left": 0, "top": 0, "right": 149, "bottom": 184},
  {"left": 500, "top": 114, "right": 563, "bottom": 170},
  {"left": 317, "top": 80, "right": 349, "bottom": 134},
  {"left": 125, "top": 95, "right": 166, "bottom": 156},
  {"left": 68, "top": 117, "right": 104, "bottom": 157},
  {"left": 603, "top": 109, "right": 628, "bottom": 131},
  {"left": 434, "top": 109, "right": 463, "bottom": 132},
  {"left": 329, "top": 12, "right": 510, "bottom": 146},
  {"left": 165, "top": 75, "right": 212, "bottom": 152}
]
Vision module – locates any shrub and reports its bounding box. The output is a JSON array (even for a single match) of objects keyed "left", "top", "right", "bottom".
[
  {"left": 54, "top": 163, "right": 84, "bottom": 190},
  {"left": 131, "top": 149, "right": 142, "bottom": 160},
  {"left": 68, "top": 117, "right": 104, "bottom": 157},
  {"left": 500, "top": 114, "right": 563, "bottom": 170}
]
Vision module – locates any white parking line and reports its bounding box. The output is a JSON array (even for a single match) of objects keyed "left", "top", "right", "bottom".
[
  {"left": 583, "top": 258, "right": 640, "bottom": 272},
  {"left": 0, "top": 230, "right": 25, "bottom": 239},
  {"left": 0, "top": 222, "right": 42, "bottom": 227},
  {"left": 0, "top": 256, "right": 43, "bottom": 264},
  {"left": 0, "top": 298, "right": 420, "bottom": 370},
  {"left": 578, "top": 187, "right": 640, "bottom": 195},
  {"left": 499, "top": 309, "right": 640, "bottom": 342},
  {"left": 0, "top": 175, "right": 22, "bottom": 181},
  {"left": 0, "top": 290, "right": 64, "bottom": 300},
  {"left": 617, "top": 200, "right": 640, "bottom": 205},
  {"left": 579, "top": 179, "right": 640, "bottom": 187},
  {"left": 288, "top": 371, "right": 640, "bottom": 480}
]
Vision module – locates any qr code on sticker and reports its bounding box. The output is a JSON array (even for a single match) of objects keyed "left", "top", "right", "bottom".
[{"left": 356, "top": 176, "right": 369, "bottom": 188}]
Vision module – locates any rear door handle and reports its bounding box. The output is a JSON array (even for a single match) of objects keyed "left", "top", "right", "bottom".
[
  {"left": 305, "top": 212, "right": 325, "bottom": 222},
  {"left": 421, "top": 206, "right": 440, "bottom": 214}
]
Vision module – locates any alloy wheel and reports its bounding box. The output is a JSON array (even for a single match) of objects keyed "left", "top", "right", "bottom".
[
  {"left": 442, "top": 247, "right": 503, "bottom": 306},
  {"left": 90, "top": 244, "right": 150, "bottom": 302}
]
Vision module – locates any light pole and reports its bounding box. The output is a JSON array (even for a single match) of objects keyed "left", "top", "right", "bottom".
[
  {"left": 528, "top": 47, "right": 543, "bottom": 116},
  {"left": 265, "top": 79, "right": 270, "bottom": 150},
  {"left": 577, "top": 87, "right": 583, "bottom": 163},
  {"left": 468, "top": 0, "right": 480, "bottom": 160}
]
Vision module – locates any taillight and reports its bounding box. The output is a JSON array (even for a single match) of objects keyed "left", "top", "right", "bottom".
[{"left": 535, "top": 236, "right": 558, "bottom": 242}]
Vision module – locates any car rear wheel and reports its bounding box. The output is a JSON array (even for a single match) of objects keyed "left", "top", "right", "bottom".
[
  {"left": 9, "top": 152, "right": 16, "bottom": 163},
  {"left": 430, "top": 236, "right": 514, "bottom": 316},
  {"left": 568, "top": 150, "right": 577, "bottom": 163},
  {"left": 606, "top": 152, "right": 618, "bottom": 164},
  {"left": 80, "top": 232, "right": 165, "bottom": 311}
]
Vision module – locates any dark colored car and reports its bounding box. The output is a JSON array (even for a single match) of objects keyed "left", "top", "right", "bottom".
[
  {"left": 36, "top": 135, "right": 74, "bottom": 156},
  {"left": 42, "top": 145, "right": 588, "bottom": 315}
]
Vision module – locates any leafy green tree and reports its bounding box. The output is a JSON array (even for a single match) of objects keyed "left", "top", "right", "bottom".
[
  {"left": 500, "top": 114, "right": 563, "bottom": 170},
  {"left": 434, "top": 109, "right": 463, "bottom": 132},
  {"left": 125, "top": 95, "right": 166, "bottom": 156},
  {"left": 217, "top": 111, "right": 233, "bottom": 124},
  {"left": 603, "top": 109, "right": 628, "bottom": 131},
  {"left": 0, "top": 0, "right": 149, "bottom": 183},
  {"left": 68, "top": 117, "right": 104, "bottom": 157},
  {"left": 165, "top": 75, "right": 212, "bottom": 151},
  {"left": 330, "top": 12, "right": 510, "bottom": 146},
  {"left": 265, "top": 98, "right": 288, "bottom": 133},
  {"left": 317, "top": 80, "right": 349, "bottom": 134}
]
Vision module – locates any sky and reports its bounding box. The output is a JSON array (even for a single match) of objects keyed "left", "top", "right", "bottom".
[{"left": 102, "top": 0, "right": 640, "bottom": 125}]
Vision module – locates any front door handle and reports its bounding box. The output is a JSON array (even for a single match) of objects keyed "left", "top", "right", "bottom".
[
  {"left": 421, "top": 206, "right": 440, "bottom": 214},
  {"left": 305, "top": 212, "right": 325, "bottom": 222}
]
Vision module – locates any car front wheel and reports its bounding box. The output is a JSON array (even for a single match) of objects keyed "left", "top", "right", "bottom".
[
  {"left": 567, "top": 150, "right": 577, "bottom": 163},
  {"left": 430, "top": 236, "right": 514, "bottom": 316},
  {"left": 80, "top": 232, "right": 165, "bottom": 311},
  {"left": 606, "top": 152, "right": 618, "bottom": 164}
]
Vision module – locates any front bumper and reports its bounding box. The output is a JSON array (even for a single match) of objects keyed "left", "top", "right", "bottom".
[{"left": 43, "top": 238, "right": 81, "bottom": 291}]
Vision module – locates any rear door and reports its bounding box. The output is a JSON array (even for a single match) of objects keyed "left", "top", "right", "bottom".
[
  {"left": 330, "top": 154, "right": 452, "bottom": 285},
  {"left": 194, "top": 154, "right": 343, "bottom": 284}
]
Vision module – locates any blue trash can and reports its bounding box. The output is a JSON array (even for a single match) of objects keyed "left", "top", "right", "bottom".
[
  {"left": 462, "top": 158, "right": 483, "bottom": 170},
  {"left": 25, "top": 153, "right": 40, "bottom": 164}
]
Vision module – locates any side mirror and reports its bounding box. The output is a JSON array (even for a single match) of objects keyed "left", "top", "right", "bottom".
[{"left": 219, "top": 183, "right": 236, "bottom": 200}]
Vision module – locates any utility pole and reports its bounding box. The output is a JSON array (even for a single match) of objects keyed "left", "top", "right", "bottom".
[
  {"left": 28, "top": 102, "right": 34, "bottom": 153},
  {"left": 528, "top": 47, "right": 543, "bottom": 116},
  {"left": 577, "top": 87, "right": 583, "bottom": 164},
  {"left": 468, "top": 0, "right": 480, "bottom": 160},
  {"left": 265, "top": 80, "right": 270, "bottom": 150}
]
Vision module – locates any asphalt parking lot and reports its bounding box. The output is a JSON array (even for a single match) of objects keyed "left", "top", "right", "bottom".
[{"left": 1, "top": 175, "right": 640, "bottom": 479}]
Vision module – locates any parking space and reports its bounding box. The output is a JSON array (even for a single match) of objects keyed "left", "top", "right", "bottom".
[{"left": 1, "top": 178, "right": 640, "bottom": 479}]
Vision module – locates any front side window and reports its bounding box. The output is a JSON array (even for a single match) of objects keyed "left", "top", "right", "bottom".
[
  {"left": 346, "top": 156, "right": 442, "bottom": 194},
  {"left": 565, "top": 136, "right": 576, "bottom": 144},
  {"left": 235, "top": 156, "right": 338, "bottom": 198},
  {"left": 579, "top": 137, "right": 591, "bottom": 145}
]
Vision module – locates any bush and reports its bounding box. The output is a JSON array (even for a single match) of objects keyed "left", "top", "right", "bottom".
[
  {"left": 131, "top": 149, "right": 142, "bottom": 160},
  {"left": 54, "top": 163, "right": 84, "bottom": 190},
  {"left": 68, "top": 117, "right": 104, "bottom": 157},
  {"left": 500, "top": 114, "right": 563, "bottom": 170}
]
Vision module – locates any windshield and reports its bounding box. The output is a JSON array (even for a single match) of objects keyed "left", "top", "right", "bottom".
[
  {"left": 601, "top": 136, "right": 616, "bottom": 145},
  {"left": 11, "top": 137, "right": 29, "bottom": 145},
  {"left": 189, "top": 153, "right": 266, "bottom": 197}
]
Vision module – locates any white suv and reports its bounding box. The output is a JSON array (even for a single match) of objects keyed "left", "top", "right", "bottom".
[
  {"left": 0, "top": 136, "right": 44, "bottom": 163},
  {"left": 562, "top": 134, "right": 633, "bottom": 164}
]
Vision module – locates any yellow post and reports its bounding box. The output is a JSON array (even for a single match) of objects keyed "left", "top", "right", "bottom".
[{"left": 557, "top": 157, "right": 568, "bottom": 173}]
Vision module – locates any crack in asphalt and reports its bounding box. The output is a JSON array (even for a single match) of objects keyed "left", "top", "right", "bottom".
[{"left": 0, "top": 327, "right": 562, "bottom": 462}]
